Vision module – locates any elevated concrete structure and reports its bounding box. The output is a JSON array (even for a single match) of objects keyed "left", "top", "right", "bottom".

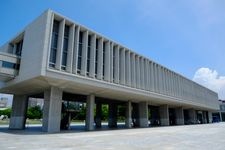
[{"left": 0, "top": 9, "right": 219, "bottom": 132}]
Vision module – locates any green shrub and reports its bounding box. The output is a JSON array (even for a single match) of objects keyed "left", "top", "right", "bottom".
[
  {"left": 27, "top": 106, "right": 42, "bottom": 119},
  {"left": 0, "top": 108, "right": 11, "bottom": 117}
]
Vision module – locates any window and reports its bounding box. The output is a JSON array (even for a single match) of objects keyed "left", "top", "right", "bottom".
[
  {"left": 77, "top": 31, "right": 83, "bottom": 74},
  {"left": 87, "top": 35, "right": 91, "bottom": 75},
  {"left": 49, "top": 20, "right": 59, "bottom": 68},
  {"left": 95, "top": 38, "right": 98, "bottom": 76},
  {"left": 15, "top": 40, "right": 23, "bottom": 56},
  {"left": 61, "top": 25, "right": 69, "bottom": 70},
  {"left": 2, "top": 61, "right": 20, "bottom": 70}
]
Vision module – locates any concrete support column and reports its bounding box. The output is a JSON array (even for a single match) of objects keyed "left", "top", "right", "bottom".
[
  {"left": 97, "top": 38, "right": 103, "bottom": 80},
  {"left": 162, "top": 68, "right": 166, "bottom": 94},
  {"left": 81, "top": 30, "right": 88, "bottom": 76},
  {"left": 89, "top": 34, "right": 96, "bottom": 78},
  {"left": 110, "top": 43, "right": 114, "bottom": 82},
  {"left": 167, "top": 71, "right": 171, "bottom": 94},
  {"left": 145, "top": 60, "right": 150, "bottom": 91},
  {"left": 173, "top": 74, "right": 177, "bottom": 97},
  {"left": 208, "top": 111, "right": 212, "bottom": 123},
  {"left": 161, "top": 68, "right": 165, "bottom": 94},
  {"left": 150, "top": 62, "right": 154, "bottom": 91},
  {"left": 120, "top": 48, "right": 125, "bottom": 85},
  {"left": 55, "top": 19, "right": 65, "bottom": 70},
  {"left": 140, "top": 58, "right": 145, "bottom": 89},
  {"left": 203, "top": 111, "right": 208, "bottom": 123},
  {"left": 172, "top": 73, "right": 176, "bottom": 96},
  {"left": 169, "top": 71, "right": 173, "bottom": 96},
  {"left": 108, "top": 103, "right": 117, "bottom": 128},
  {"left": 154, "top": 64, "right": 158, "bottom": 92},
  {"left": 138, "top": 101, "right": 149, "bottom": 128},
  {"left": 178, "top": 76, "right": 182, "bottom": 98},
  {"left": 125, "top": 101, "right": 132, "bottom": 128},
  {"left": 131, "top": 53, "right": 136, "bottom": 88},
  {"left": 157, "top": 66, "right": 162, "bottom": 93},
  {"left": 175, "top": 107, "right": 184, "bottom": 125},
  {"left": 136, "top": 56, "right": 141, "bottom": 89},
  {"left": 9, "top": 95, "right": 28, "bottom": 129},
  {"left": 95, "top": 102, "right": 102, "bottom": 128},
  {"left": 42, "top": 87, "right": 62, "bottom": 132},
  {"left": 66, "top": 24, "right": 75, "bottom": 73},
  {"left": 125, "top": 51, "right": 131, "bottom": 86},
  {"left": 164, "top": 69, "right": 167, "bottom": 94},
  {"left": 188, "top": 109, "right": 197, "bottom": 124},
  {"left": 85, "top": 94, "right": 95, "bottom": 131},
  {"left": 219, "top": 112, "right": 222, "bottom": 122},
  {"left": 72, "top": 25, "right": 80, "bottom": 74},
  {"left": 104, "top": 41, "right": 110, "bottom": 81},
  {"left": 114, "top": 46, "right": 120, "bottom": 84},
  {"left": 159, "top": 105, "right": 169, "bottom": 126},
  {"left": 166, "top": 70, "right": 170, "bottom": 95}
]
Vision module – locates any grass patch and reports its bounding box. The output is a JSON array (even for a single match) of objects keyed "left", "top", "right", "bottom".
[{"left": 0, "top": 119, "right": 9, "bottom": 125}]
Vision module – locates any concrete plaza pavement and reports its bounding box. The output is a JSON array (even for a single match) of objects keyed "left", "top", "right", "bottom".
[{"left": 0, "top": 123, "right": 225, "bottom": 150}]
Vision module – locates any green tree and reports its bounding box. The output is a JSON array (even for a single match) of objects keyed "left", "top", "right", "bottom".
[
  {"left": 0, "top": 108, "right": 11, "bottom": 117},
  {"left": 102, "top": 105, "right": 109, "bottom": 121},
  {"left": 73, "top": 105, "right": 86, "bottom": 120},
  {"left": 118, "top": 105, "right": 126, "bottom": 121},
  {"left": 27, "top": 106, "right": 42, "bottom": 119}
]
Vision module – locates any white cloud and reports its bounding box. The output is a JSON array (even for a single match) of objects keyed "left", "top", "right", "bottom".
[{"left": 193, "top": 67, "right": 225, "bottom": 99}]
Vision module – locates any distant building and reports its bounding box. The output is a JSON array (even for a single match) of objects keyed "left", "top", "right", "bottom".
[
  {"left": 0, "top": 97, "right": 8, "bottom": 108},
  {"left": 28, "top": 98, "right": 44, "bottom": 108}
]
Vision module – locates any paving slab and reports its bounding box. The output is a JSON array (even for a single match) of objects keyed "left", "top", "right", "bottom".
[{"left": 0, "top": 123, "right": 225, "bottom": 150}]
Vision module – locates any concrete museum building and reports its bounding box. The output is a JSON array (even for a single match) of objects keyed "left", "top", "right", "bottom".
[{"left": 0, "top": 10, "right": 219, "bottom": 132}]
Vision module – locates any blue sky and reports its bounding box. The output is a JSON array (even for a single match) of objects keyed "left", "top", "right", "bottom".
[{"left": 1, "top": 0, "right": 225, "bottom": 99}]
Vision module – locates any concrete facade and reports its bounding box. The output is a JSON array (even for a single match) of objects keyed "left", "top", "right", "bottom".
[{"left": 0, "top": 9, "right": 219, "bottom": 132}]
